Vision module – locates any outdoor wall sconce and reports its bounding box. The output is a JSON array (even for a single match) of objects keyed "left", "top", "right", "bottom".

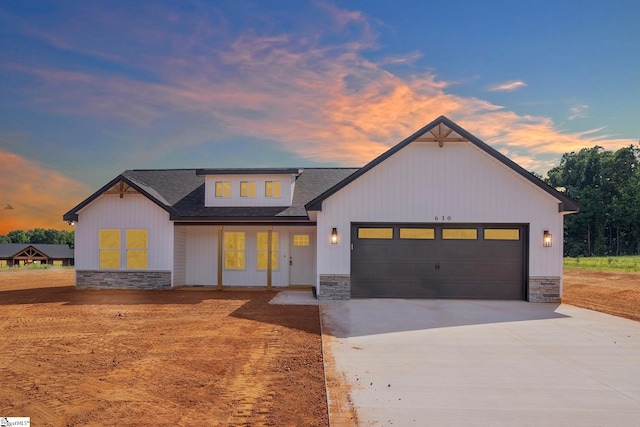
[
  {"left": 543, "top": 230, "right": 552, "bottom": 247},
  {"left": 331, "top": 227, "right": 338, "bottom": 244}
]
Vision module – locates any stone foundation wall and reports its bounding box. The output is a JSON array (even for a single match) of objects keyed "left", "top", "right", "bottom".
[
  {"left": 318, "top": 274, "right": 351, "bottom": 300},
  {"left": 528, "top": 277, "right": 561, "bottom": 303},
  {"left": 76, "top": 270, "right": 172, "bottom": 290}
]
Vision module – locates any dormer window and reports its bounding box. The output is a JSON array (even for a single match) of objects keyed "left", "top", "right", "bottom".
[
  {"left": 265, "top": 181, "right": 281, "bottom": 198},
  {"left": 198, "top": 169, "right": 297, "bottom": 207},
  {"left": 240, "top": 181, "right": 256, "bottom": 198},
  {"left": 215, "top": 181, "right": 231, "bottom": 198}
]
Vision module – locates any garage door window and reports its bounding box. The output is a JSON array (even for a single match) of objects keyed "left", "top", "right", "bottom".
[
  {"left": 484, "top": 229, "right": 520, "bottom": 240},
  {"left": 358, "top": 228, "right": 393, "bottom": 239},
  {"left": 400, "top": 228, "right": 435, "bottom": 239},
  {"left": 442, "top": 229, "right": 477, "bottom": 239}
]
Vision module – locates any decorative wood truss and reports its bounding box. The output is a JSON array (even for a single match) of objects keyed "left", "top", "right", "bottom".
[
  {"left": 415, "top": 122, "right": 469, "bottom": 147},
  {"left": 105, "top": 180, "right": 139, "bottom": 198},
  {"left": 14, "top": 247, "right": 47, "bottom": 261}
]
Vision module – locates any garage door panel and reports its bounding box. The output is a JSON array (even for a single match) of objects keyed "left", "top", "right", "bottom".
[
  {"left": 352, "top": 279, "right": 439, "bottom": 298},
  {"left": 441, "top": 282, "right": 522, "bottom": 299},
  {"left": 351, "top": 223, "right": 526, "bottom": 300}
]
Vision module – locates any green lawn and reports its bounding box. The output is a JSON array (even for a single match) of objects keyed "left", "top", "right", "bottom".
[{"left": 564, "top": 256, "right": 640, "bottom": 272}]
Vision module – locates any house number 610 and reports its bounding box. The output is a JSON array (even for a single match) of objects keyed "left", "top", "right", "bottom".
[{"left": 434, "top": 216, "right": 452, "bottom": 221}]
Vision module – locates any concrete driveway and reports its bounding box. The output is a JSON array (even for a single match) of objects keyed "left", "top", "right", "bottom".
[{"left": 320, "top": 300, "right": 640, "bottom": 426}]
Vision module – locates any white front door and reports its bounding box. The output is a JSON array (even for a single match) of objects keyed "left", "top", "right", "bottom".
[{"left": 289, "top": 233, "right": 315, "bottom": 286}]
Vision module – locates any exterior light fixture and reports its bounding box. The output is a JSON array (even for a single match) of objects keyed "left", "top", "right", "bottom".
[
  {"left": 68, "top": 220, "right": 75, "bottom": 226},
  {"left": 331, "top": 227, "right": 338, "bottom": 244},
  {"left": 543, "top": 230, "right": 552, "bottom": 247}
]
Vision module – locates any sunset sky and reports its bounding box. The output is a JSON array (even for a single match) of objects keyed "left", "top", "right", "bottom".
[{"left": 0, "top": 0, "right": 638, "bottom": 234}]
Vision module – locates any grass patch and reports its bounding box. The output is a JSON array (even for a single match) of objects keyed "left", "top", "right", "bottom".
[
  {"left": 564, "top": 256, "right": 640, "bottom": 272},
  {"left": 0, "top": 264, "right": 73, "bottom": 272}
]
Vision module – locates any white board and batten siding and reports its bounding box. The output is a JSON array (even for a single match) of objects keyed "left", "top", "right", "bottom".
[
  {"left": 185, "top": 226, "right": 218, "bottom": 286},
  {"left": 75, "top": 194, "right": 174, "bottom": 272},
  {"left": 316, "top": 140, "right": 566, "bottom": 281},
  {"left": 173, "top": 225, "right": 187, "bottom": 287},
  {"left": 184, "top": 225, "right": 315, "bottom": 287},
  {"left": 204, "top": 174, "right": 296, "bottom": 207}
]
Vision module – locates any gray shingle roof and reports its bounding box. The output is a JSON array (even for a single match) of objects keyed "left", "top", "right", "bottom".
[
  {"left": 0, "top": 244, "right": 74, "bottom": 259},
  {"left": 64, "top": 168, "right": 359, "bottom": 222}
]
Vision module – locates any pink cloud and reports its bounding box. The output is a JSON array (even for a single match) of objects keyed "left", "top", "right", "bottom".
[
  {"left": 6, "top": 2, "right": 636, "bottom": 175},
  {"left": 0, "top": 149, "right": 91, "bottom": 234}
]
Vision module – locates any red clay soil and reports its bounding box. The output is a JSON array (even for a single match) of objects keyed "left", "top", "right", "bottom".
[
  {"left": 563, "top": 269, "right": 640, "bottom": 322},
  {"left": 0, "top": 269, "right": 328, "bottom": 426}
]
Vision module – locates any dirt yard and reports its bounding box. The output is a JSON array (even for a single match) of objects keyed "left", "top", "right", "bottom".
[
  {"left": 0, "top": 269, "right": 328, "bottom": 426},
  {"left": 563, "top": 269, "right": 640, "bottom": 322}
]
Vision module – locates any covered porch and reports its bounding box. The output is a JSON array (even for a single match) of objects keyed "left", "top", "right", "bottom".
[{"left": 173, "top": 224, "right": 316, "bottom": 289}]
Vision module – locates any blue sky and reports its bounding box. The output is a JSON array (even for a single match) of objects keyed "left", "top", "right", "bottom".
[{"left": 0, "top": 0, "right": 637, "bottom": 232}]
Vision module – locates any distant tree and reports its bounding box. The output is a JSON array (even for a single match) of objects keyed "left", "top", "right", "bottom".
[
  {"left": 529, "top": 171, "right": 544, "bottom": 180},
  {"left": 7, "top": 230, "right": 29, "bottom": 244},
  {"left": 0, "top": 228, "right": 74, "bottom": 248},
  {"left": 65, "top": 230, "right": 75, "bottom": 249},
  {"left": 547, "top": 145, "right": 640, "bottom": 256},
  {"left": 27, "top": 228, "right": 47, "bottom": 244}
]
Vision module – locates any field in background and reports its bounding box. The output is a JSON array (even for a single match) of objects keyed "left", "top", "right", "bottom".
[{"left": 564, "top": 255, "right": 640, "bottom": 272}]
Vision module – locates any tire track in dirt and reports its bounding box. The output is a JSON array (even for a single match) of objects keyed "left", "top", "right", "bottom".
[{"left": 214, "top": 324, "right": 279, "bottom": 426}]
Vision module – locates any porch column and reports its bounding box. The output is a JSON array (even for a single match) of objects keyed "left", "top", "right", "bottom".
[
  {"left": 267, "top": 226, "right": 273, "bottom": 290},
  {"left": 217, "top": 226, "right": 223, "bottom": 290}
]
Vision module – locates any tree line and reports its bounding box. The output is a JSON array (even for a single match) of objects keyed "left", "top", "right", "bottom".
[
  {"left": 546, "top": 145, "right": 640, "bottom": 257},
  {"left": 0, "top": 228, "right": 74, "bottom": 249}
]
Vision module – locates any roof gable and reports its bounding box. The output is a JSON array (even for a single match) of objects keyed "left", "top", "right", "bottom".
[
  {"left": 305, "top": 116, "right": 580, "bottom": 213},
  {"left": 63, "top": 174, "right": 178, "bottom": 222}
]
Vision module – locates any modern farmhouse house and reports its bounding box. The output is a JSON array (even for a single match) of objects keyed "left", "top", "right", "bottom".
[{"left": 64, "top": 116, "right": 578, "bottom": 302}]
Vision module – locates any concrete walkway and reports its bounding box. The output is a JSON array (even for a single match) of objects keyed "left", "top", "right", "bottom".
[{"left": 320, "top": 299, "right": 640, "bottom": 426}]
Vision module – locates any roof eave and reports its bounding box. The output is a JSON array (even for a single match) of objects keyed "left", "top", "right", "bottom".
[
  {"left": 170, "top": 214, "right": 312, "bottom": 222},
  {"left": 196, "top": 168, "right": 301, "bottom": 176}
]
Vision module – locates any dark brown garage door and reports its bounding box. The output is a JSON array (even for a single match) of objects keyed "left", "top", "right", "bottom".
[{"left": 350, "top": 223, "right": 527, "bottom": 299}]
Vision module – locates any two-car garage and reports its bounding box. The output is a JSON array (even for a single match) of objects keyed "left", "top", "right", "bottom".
[
  {"left": 350, "top": 223, "right": 527, "bottom": 300},
  {"left": 310, "top": 117, "right": 578, "bottom": 302}
]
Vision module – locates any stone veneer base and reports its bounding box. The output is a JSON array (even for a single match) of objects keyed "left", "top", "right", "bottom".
[
  {"left": 318, "top": 274, "right": 351, "bottom": 300},
  {"left": 528, "top": 276, "right": 561, "bottom": 303},
  {"left": 76, "top": 270, "right": 172, "bottom": 290},
  {"left": 317, "top": 274, "right": 561, "bottom": 303}
]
